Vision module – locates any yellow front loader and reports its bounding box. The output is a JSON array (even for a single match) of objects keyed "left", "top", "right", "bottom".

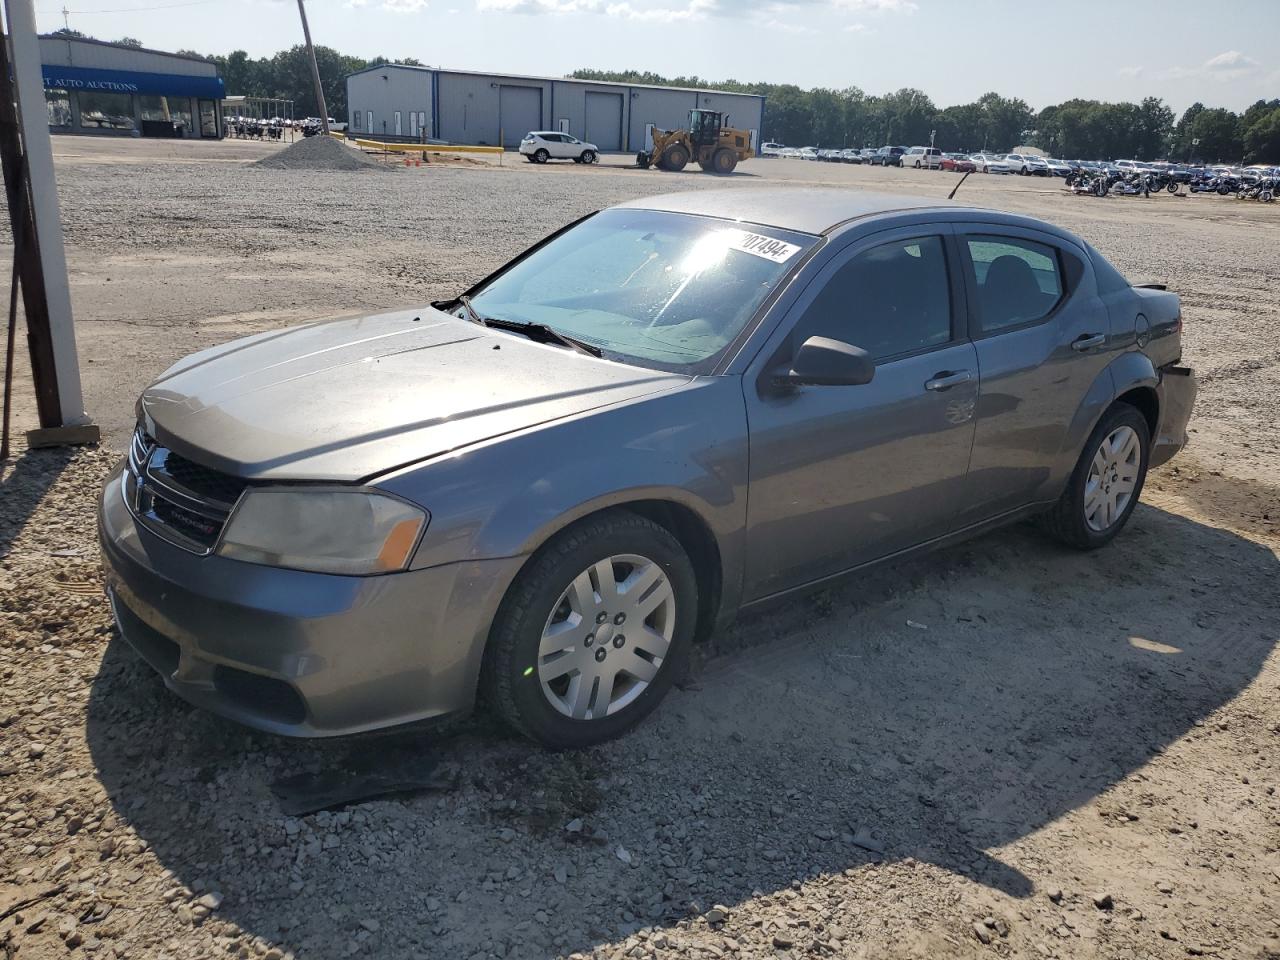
[{"left": 636, "top": 109, "right": 753, "bottom": 174}]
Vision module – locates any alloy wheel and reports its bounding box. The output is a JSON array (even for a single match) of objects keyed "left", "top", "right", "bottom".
[
  {"left": 538, "top": 554, "right": 674, "bottom": 720},
  {"left": 1083, "top": 425, "right": 1141, "bottom": 532}
]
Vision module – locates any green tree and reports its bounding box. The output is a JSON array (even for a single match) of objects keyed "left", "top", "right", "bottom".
[
  {"left": 879, "top": 88, "right": 936, "bottom": 146},
  {"left": 976, "top": 92, "right": 1034, "bottom": 152},
  {"left": 1187, "top": 107, "right": 1243, "bottom": 163},
  {"left": 1243, "top": 107, "right": 1280, "bottom": 163},
  {"left": 1170, "top": 102, "right": 1205, "bottom": 159}
]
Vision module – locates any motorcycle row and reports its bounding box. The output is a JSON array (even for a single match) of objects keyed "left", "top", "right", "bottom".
[
  {"left": 1065, "top": 168, "right": 1276, "bottom": 202},
  {"left": 225, "top": 118, "right": 291, "bottom": 141}
]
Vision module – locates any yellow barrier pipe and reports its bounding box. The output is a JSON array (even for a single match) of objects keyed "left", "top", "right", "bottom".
[{"left": 336, "top": 134, "right": 504, "bottom": 154}]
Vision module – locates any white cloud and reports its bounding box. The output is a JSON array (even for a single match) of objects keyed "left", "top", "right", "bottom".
[
  {"left": 475, "top": 0, "right": 912, "bottom": 25},
  {"left": 761, "top": 16, "right": 816, "bottom": 32},
  {"left": 1117, "top": 65, "right": 1143, "bottom": 78},
  {"left": 346, "top": 0, "right": 429, "bottom": 8},
  {"left": 1166, "top": 50, "right": 1262, "bottom": 82},
  {"left": 604, "top": 0, "right": 715, "bottom": 20},
  {"left": 842, "top": 21, "right": 867, "bottom": 31},
  {"left": 1204, "top": 50, "right": 1259, "bottom": 73},
  {"left": 833, "top": 0, "right": 915, "bottom": 9}
]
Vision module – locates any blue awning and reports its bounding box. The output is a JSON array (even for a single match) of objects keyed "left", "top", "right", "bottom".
[{"left": 42, "top": 64, "right": 224, "bottom": 100}]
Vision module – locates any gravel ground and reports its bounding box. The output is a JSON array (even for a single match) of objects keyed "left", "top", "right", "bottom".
[{"left": 2, "top": 139, "right": 1279, "bottom": 960}]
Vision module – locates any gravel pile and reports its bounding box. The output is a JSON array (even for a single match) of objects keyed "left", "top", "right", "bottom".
[{"left": 252, "top": 135, "right": 391, "bottom": 172}]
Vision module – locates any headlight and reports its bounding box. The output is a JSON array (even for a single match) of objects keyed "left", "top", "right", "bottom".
[{"left": 216, "top": 489, "right": 427, "bottom": 576}]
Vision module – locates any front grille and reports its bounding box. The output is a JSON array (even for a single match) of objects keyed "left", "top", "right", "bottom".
[
  {"left": 126, "top": 426, "right": 249, "bottom": 553},
  {"left": 157, "top": 448, "right": 250, "bottom": 509}
]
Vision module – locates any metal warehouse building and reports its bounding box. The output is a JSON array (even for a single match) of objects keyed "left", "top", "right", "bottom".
[
  {"left": 41, "top": 35, "right": 224, "bottom": 138},
  {"left": 345, "top": 64, "right": 765, "bottom": 154}
]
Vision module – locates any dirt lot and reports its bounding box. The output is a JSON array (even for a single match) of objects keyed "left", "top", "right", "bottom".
[{"left": 1, "top": 138, "right": 1278, "bottom": 960}]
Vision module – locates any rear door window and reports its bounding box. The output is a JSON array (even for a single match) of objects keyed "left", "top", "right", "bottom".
[{"left": 964, "top": 235, "right": 1064, "bottom": 334}]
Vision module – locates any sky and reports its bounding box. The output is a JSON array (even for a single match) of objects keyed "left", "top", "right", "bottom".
[{"left": 35, "top": 0, "right": 1280, "bottom": 114}]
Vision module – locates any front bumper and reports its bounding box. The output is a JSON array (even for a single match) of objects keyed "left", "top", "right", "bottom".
[
  {"left": 98, "top": 461, "right": 524, "bottom": 737},
  {"left": 1151, "top": 365, "right": 1197, "bottom": 468}
]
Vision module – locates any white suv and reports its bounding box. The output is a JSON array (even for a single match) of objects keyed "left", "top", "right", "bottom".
[
  {"left": 520, "top": 132, "right": 599, "bottom": 164},
  {"left": 1003, "top": 153, "right": 1036, "bottom": 174},
  {"left": 904, "top": 146, "right": 943, "bottom": 169}
]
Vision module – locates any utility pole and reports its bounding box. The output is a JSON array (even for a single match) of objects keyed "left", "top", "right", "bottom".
[{"left": 295, "top": 0, "right": 329, "bottom": 133}]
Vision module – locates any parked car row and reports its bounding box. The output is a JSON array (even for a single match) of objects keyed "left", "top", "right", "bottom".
[{"left": 759, "top": 144, "right": 1280, "bottom": 194}]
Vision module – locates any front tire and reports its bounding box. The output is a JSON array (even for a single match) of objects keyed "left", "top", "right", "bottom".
[
  {"left": 482, "top": 510, "right": 697, "bottom": 749},
  {"left": 662, "top": 145, "right": 689, "bottom": 172},
  {"left": 1042, "top": 404, "right": 1150, "bottom": 550},
  {"left": 580, "top": 150, "right": 597, "bottom": 164}
]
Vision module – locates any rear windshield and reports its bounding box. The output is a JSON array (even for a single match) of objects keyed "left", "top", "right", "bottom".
[{"left": 469, "top": 209, "right": 818, "bottom": 374}]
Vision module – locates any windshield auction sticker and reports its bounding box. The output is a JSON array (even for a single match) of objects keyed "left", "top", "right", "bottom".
[{"left": 726, "top": 230, "right": 802, "bottom": 263}]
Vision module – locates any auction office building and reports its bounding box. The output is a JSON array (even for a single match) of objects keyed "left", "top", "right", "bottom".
[
  {"left": 41, "top": 35, "right": 224, "bottom": 138},
  {"left": 345, "top": 64, "right": 765, "bottom": 154}
]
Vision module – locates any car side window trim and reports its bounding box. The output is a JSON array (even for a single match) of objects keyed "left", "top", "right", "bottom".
[{"left": 953, "top": 224, "right": 1075, "bottom": 340}]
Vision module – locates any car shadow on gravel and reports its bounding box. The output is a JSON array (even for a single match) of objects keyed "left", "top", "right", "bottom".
[{"left": 82, "top": 502, "right": 1279, "bottom": 958}]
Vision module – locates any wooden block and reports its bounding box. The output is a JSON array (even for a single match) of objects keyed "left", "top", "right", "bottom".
[{"left": 24, "top": 423, "right": 101, "bottom": 448}]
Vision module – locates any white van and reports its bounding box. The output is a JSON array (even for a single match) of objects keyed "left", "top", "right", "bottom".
[
  {"left": 760, "top": 142, "right": 786, "bottom": 157},
  {"left": 905, "top": 146, "right": 943, "bottom": 169}
]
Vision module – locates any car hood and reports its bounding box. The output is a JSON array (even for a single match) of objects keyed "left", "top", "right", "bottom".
[{"left": 139, "top": 308, "right": 689, "bottom": 482}]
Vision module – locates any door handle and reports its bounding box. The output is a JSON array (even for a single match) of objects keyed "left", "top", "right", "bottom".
[
  {"left": 924, "top": 370, "right": 973, "bottom": 391},
  {"left": 1072, "top": 333, "right": 1106, "bottom": 352}
]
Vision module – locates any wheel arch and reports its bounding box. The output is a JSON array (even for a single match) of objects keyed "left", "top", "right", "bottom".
[
  {"left": 503, "top": 496, "right": 726, "bottom": 646},
  {"left": 1113, "top": 384, "right": 1159, "bottom": 438},
  {"left": 1051, "top": 351, "right": 1158, "bottom": 496}
]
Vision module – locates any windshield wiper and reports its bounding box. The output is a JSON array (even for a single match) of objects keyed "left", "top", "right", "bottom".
[
  {"left": 455, "top": 295, "right": 486, "bottom": 326},
  {"left": 481, "top": 317, "right": 603, "bottom": 358}
]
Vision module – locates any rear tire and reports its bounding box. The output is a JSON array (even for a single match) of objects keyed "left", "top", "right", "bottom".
[
  {"left": 710, "top": 148, "right": 737, "bottom": 174},
  {"left": 534, "top": 148, "right": 549, "bottom": 164},
  {"left": 482, "top": 510, "right": 697, "bottom": 749},
  {"left": 1042, "top": 403, "right": 1150, "bottom": 550}
]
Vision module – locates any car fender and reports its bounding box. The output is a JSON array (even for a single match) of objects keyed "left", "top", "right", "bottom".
[
  {"left": 376, "top": 376, "right": 749, "bottom": 618},
  {"left": 1052, "top": 350, "right": 1158, "bottom": 492}
]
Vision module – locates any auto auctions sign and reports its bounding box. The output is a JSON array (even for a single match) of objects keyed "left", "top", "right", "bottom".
[
  {"left": 44, "top": 75, "right": 140, "bottom": 93},
  {"left": 40, "top": 64, "right": 224, "bottom": 100}
]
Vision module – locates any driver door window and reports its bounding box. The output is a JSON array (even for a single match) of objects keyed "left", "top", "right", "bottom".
[{"left": 796, "top": 235, "right": 953, "bottom": 360}]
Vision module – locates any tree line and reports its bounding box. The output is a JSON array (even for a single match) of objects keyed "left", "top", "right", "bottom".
[
  {"left": 45, "top": 31, "right": 1280, "bottom": 162},
  {"left": 573, "top": 69, "right": 1280, "bottom": 164}
]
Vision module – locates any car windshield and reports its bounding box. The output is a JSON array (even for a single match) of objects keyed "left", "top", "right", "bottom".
[{"left": 468, "top": 209, "right": 818, "bottom": 374}]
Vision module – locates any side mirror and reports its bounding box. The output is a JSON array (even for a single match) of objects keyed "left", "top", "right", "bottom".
[{"left": 778, "top": 336, "right": 875, "bottom": 387}]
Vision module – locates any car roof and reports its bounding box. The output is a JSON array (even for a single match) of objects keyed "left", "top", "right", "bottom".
[
  {"left": 615, "top": 188, "right": 964, "bottom": 235},
  {"left": 613, "top": 187, "right": 1083, "bottom": 243}
]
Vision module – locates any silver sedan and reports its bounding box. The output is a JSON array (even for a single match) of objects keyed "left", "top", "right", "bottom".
[{"left": 99, "top": 188, "right": 1196, "bottom": 748}]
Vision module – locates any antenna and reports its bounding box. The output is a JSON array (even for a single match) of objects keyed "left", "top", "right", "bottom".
[
  {"left": 947, "top": 170, "right": 971, "bottom": 201},
  {"left": 62, "top": 4, "right": 69, "bottom": 29}
]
